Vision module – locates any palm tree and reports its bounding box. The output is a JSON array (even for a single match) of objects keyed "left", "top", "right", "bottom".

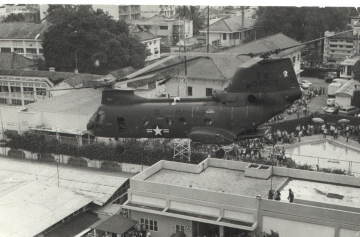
[{"left": 176, "top": 6, "right": 205, "bottom": 35}]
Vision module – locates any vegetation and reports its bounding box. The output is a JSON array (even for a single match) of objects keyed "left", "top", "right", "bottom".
[
  {"left": 4, "top": 13, "right": 25, "bottom": 22},
  {"left": 353, "top": 60, "right": 360, "bottom": 81},
  {"left": 3, "top": 131, "right": 207, "bottom": 166},
  {"left": 42, "top": 5, "right": 147, "bottom": 74},
  {"left": 245, "top": 7, "right": 358, "bottom": 43},
  {"left": 176, "top": 6, "right": 205, "bottom": 35}
]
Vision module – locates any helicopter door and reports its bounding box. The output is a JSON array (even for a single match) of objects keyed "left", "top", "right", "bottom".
[{"left": 117, "top": 117, "right": 125, "bottom": 132}]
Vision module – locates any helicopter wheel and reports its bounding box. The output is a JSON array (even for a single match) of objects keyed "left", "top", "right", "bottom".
[
  {"left": 215, "top": 148, "right": 225, "bottom": 158},
  {"left": 116, "top": 145, "right": 125, "bottom": 154}
]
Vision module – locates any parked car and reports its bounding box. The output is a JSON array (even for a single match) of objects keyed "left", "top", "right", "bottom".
[
  {"left": 324, "top": 72, "right": 337, "bottom": 83},
  {"left": 324, "top": 106, "right": 340, "bottom": 114},
  {"left": 338, "top": 106, "right": 360, "bottom": 116}
]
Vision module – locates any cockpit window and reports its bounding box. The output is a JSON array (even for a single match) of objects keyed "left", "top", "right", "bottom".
[
  {"left": 98, "top": 111, "right": 106, "bottom": 124},
  {"left": 89, "top": 112, "right": 99, "bottom": 122}
]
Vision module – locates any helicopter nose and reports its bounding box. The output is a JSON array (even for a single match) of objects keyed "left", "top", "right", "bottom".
[{"left": 283, "top": 88, "right": 302, "bottom": 103}]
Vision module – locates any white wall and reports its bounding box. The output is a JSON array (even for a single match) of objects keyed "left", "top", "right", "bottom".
[
  {"left": 144, "top": 38, "right": 161, "bottom": 61},
  {"left": 165, "top": 78, "right": 225, "bottom": 97},
  {"left": 339, "top": 228, "right": 359, "bottom": 237},
  {"left": 335, "top": 95, "right": 351, "bottom": 107},
  {"left": 0, "top": 39, "right": 43, "bottom": 59},
  {"left": 262, "top": 216, "right": 335, "bottom": 237}
]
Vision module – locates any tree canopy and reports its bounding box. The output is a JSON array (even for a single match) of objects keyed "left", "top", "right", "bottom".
[
  {"left": 353, "top": 60, "right": 360, "bottom": 81},
  {"left": 246, "top": 7, "right": 358, "bottom": 43},
  {"left": 4, "top": 13, "right": 25, "bottom": 22},
  {"left": 42, "top": 5, "right": 147, "bottom": 74},
  {"left": 176, "top": 6, "right": 205, "bottom": 35}
]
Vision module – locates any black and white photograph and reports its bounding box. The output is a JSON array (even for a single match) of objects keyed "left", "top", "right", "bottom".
[{"left": 0, "top": 2, "right": 360, "bottom": 237}]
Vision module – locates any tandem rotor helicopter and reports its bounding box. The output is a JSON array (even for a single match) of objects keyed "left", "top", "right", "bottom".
[
  {"left": 86, "top": 50, "right": 303, "bottom": 148},
  {"left": 30, "top": 29, "right": 349, "bottom": 156}
]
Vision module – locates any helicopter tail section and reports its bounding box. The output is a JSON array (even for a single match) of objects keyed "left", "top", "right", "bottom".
[{"left": 227, "top": 57, "right": 301, "bottom": 95}]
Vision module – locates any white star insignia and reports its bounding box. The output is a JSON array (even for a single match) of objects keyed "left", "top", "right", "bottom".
[{"left": 153, "top": 125, "right": 163, "bottom": 136}]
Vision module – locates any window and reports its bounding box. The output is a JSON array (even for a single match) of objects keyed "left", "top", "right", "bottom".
[
  {"left": 204, "top": 118, "right": 212, "bottom": 125},
  {"left": 187, "top": 86, "right": 192, "bottom": 96},
  {"left": 176, "top": 224, "right": 185, "bottom": 232},
  {"left": 24, "top": 100, "right": 34, "bottom": 105},
  {"left": 329, "top": 40, "right": 337, "bottom": 42},
  {"left": 292, "top": 56, "right": 296, "bottom": 63},
  {"left": 36, "top": 88, "right": 46, "bottom": 96},
  {"left": 0, "top": 86, "right": 9, "bottom": 92},
  {"left": 154, "top": 47, "right": 159, "bottom": 54},
  {"left": 223, "top": 33, "right": 227, "bottom": 40},
  {"left": 330, "top": 45, "right": 336, "bottom": 47},
  {"left": 26, "top": 48, "right": 37, "bottom": 53},
  {"left": 346, "top": 40, "right": 353, "bottom": 43},
  {"left": 11, "top": 86, "right": 21, "bottom": 92},
  {"left": 1, "top": 47, "right": 11, "bottom": 53},
  {"left": 39, "top": 48, "right": 44, "bottom": 53},
  {"left": 297, "top": 54, "right": 299, "bottom": 61},
  {"left": 13, "top": 48, "right": 24, "bottom": 53},
  {"left": 112, "top": 233, "right": 117, "bottom": 237},
  {"left": 206, "top": 88, "right": 213, "bottom": 97},
  {"left": 11, "top": 99, "right": 22, "bottom": 106},
  {"left": 160, "top": 25, "right": 168, "bottom": 30},
  {"left": 339, "top": 45, "right": 343, "bottom": 48},
  {"left": 141, "top": 218, "right": 158, "bottom": 231},
  {"left": 165, "top": 116, "right": 174, "bottom": 126},
  {"left": 117, "top": 117, "right": 125, "bottom": 132},
  {"left": 346, "top": 46, "right": 353, "bottom": 48},
  {"left": 179, "top": 117, "right": 186, "bottom": 125},
  {"left": 0, "top": 98, "right": 7, "bottom": 104}
]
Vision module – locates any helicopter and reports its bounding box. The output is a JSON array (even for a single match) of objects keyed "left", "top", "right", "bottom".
[{"left": 86, "top": 51, "right": 302, "bottom": 148}]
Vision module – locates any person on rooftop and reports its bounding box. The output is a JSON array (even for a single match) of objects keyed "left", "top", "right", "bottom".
[{"left": 287, "top": 189, "right": 294, "bottom": 203}]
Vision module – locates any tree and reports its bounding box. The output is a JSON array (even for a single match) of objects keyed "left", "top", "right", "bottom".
[
  {"left": 176, "top": 6, "right": 205, "bottom": 35},
  {"left": 353, "top": 60, "right": 360, "bottom": 81},
  {"left": 253, "top": 7, "right": 356, "bottom": 43},
  {"left": 42, "top": 5, "right": 147, "bottom": 74},
  {"left": 4, "top": 13, "right": 25, "bottom": 22}
]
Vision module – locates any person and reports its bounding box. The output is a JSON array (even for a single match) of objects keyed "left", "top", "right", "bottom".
[
  {"left": 346, "top": 131, "right": 350, "bottom": 142},
  {"left": 274, "top": 190, "right": 281, "bottom": 201},
  {"left": 298, "top": 130, "right": 302, "bottom": 142},
  {"left": 287, "top": 189, "right": 294, "bottom": 203},
  {"left": 268, "top": 190, "right": 274, "bottom": 200},
  {"left": 323, "top": 128, "right": 327, "bottom": 138},
  {"left": 334, "top": 127, "right": 338, "bottom": 139},
  {"left": 146, "top": 230, "right": 151, "bottom": 237}
]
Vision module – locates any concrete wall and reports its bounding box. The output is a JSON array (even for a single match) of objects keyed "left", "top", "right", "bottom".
[{"left": 130, "top": 210, "right": 193, "bottom": 237}]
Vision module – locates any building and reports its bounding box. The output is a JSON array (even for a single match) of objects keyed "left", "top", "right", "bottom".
[
  {"left": 323, "top": 17, "right": 360, "bottom": 64},
  {"left": 40, "top": 5, "right": 174, "bottom": 24},
  {"left": 141, "top": 5, "right": 176, "bottom": 19},
  {"left": 164, "top": 33, "right": 303, "bottom": 97},
  {"left": 88, "top": 214, "right": 138, "bottom": 237},
  {"left": 0, "top": 22, "right": 51, "bottom": 59},
  {"left": 199, "top": 15, "right": 255, "bottom": 48},
  {"left": 137, "top": 15, "right": 193, "bottom": 47},
  {"left": 0, "top": 69, "right": 101, "bottom": 106},
  {"left": 121, "top": 158, "right": 360, "bottom": 237},
  {"left": 334, "top": 79, "right": 360, "bottom": 107},
  {"left": 131, "top": 25, "right": 161, "bottom": 61},
  {"left": 340, "top": 53, "right": 360, "bottom": 78},
  {"left": 170, "top": 37, "right": 202, "bottom": 52},
  {"left": 0, "top": 52, "right": 38, "bottom": 70}
]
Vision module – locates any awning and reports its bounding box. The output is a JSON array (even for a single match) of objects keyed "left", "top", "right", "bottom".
[{"left": 90, "top": 214, "right": 137, "bottom": 234}]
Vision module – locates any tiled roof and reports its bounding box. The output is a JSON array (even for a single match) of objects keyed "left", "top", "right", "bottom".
[
  {"left": 0, "top": 69, "right": 98, "bottom": 85},
  {"left": 90, "top": 215, "right": 137, "bottom": 234},
  {"left": 0, "top": 53, "right": 38, "bottom": 70},
  {"left": 110, "top": 66, "right": 136, "bottom": 79},
  {"left": 0, "top": 22, "right": 52, "bottom": 40},
  {"left": 335, "top": 79, "right": 360, "bottom": 96},
  {"left": 221, "top": 33, "right": 303, "bottom": 57},
  {"left": 201, "top": 15, "right": 255, "bottom": 33},
  {"left": 132, "top": 31, "right": 160, "bottom": 42}
]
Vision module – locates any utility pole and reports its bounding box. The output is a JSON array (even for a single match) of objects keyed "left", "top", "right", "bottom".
[
  {"left": 207, "top": 5, "right": 210, "bottom": 52},
  {"left": 241, "top": 6, "right": 245, "bottom": 44}
]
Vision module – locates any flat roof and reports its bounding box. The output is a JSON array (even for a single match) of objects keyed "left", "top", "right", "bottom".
[
  {"left": 284, "top": 179, "right": 360, "bottom": 208},
  {"left": 0, "top": 181, "right": 91, "bottom": 237},
  {"left": 146, "top": 167, "right": 287, "bottom": 198},
  {"left": 0, "top": 159, "right": 129, "bottom": 205}
]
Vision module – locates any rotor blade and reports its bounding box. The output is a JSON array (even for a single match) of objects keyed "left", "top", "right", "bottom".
[{"left": 18, "top": 86, "right": 94, "bottom": 94}]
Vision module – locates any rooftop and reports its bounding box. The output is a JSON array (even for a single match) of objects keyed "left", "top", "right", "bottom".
[
  {"left": 0, "top": 52, "right": 38, "bottom": 70},
  {"left": 0, "top": 69, "right": 98, "bottom": 85},
  {"left": 90, "top": 214, "right": 137, "bottom": 234},
  {"left": 146, "top": 167, "right": 287, "bottom": 197},
  {"left": 132, "top": 31, "right": 160, "bottom": 42},
  {"left": 201, "top": 15, "right": 255, "bottom": 33},
  {"left": 0, "top": 159, "right": 129, "bottom": 205},
  {"left": 0, "top": 181, "right": 91, "bottom": 237},
  {"left": 0, "top": 22, "right": 52, "bottom": 40},
  {"left": 335, "top": 79, "right": 360, "bottom": 96}
]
